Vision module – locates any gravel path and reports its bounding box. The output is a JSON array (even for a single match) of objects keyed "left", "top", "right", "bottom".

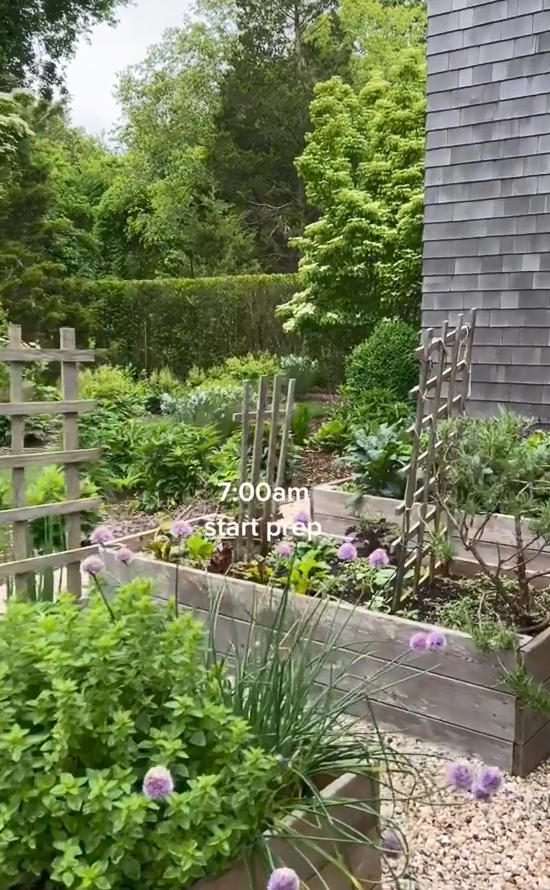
[{"left": 377, "top": 731, "right": 550, "bottom": 890}]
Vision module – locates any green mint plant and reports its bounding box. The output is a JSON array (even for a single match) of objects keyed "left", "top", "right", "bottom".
[{"left": 0, "top": 580, "right": 285, "bottom": 889}]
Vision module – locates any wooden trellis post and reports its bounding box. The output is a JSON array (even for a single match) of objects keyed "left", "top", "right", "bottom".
[
  {"left": 0, "top": 325, "right": 102, "bottom": 599},
  {"left": 392, "top": 311, "right": 477, "bottom": 607},
  {"left": 232, "top": 374, "right": 296, "bottom": 559}
]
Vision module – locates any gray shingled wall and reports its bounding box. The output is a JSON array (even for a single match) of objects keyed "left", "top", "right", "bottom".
[{"left": 423, "top": 0, "right": 550, "bottom": 420}]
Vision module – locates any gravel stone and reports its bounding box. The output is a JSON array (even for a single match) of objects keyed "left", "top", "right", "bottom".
[{"left": 377, "top": 731, "right": 550, "bottom": 890}]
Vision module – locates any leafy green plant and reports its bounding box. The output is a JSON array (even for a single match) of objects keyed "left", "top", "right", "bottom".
[
  {"left": 311, "top": 418, "right": 352, "bottom": 454},
  {"left": 187, "top": 352, "right": 281, "bottom": 388},
  {"left": 161, "top": 382, "right": 242, "bottom": 439},
  {"left": 345, "top": 318, "right": 419, "bottom": 402},
  {"left": 336, "top": 386, "right": 414, "bottom": 429},
  {"left": 338, "top": 423, "right": 412, "bottom": 500},
  {"left": 279, "top": 354, "right": 319, "bottom": 395},
  {"left": 129, "top": 419, "right": 220, "bottom": 511},
  {"left": 291, "top": 403, "right": 312, "bottom": 446},
  {"left": 0, "top": 580, "right": 287, "bottom": 889},
  {"left": 79, "top": 364, "right": 147, "bottom": 419},
  {"left": 144, "top": 367, "right": 186, "bottom": 413}
]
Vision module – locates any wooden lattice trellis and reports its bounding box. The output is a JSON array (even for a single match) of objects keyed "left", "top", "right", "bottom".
[
  {"left": 392, "top": 311, "right": 477, "bottom": 606},
  {"left": 232, "top": 374, "right": 296, "bottom": 559},
  {"left": 0, "top": 324, "right": 101, "bottom": 599}
]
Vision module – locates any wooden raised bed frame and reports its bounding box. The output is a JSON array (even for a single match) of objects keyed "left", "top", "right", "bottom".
[
  {"left": 311, "top": 479, "right": 550, "bottom": 586},
  {"left": 102, "top": 528, "right": 550, "bottom": 777},
  {"left": 195, "top": 771, "right": 380, "bottom": 890}
]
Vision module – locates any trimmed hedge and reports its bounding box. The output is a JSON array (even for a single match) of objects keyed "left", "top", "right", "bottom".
[{"left": 85, "top": 274, "right": 303, "bottom": 377}]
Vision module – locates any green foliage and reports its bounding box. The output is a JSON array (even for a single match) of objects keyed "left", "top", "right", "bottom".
[
  {"left": 346, "top": 317, "right": 418, "bottom": 401},
  {"left": 291, "top": 403, "right": 312, "bottom": 445},
  {"left": 188, "top": 351, "right": 282, "bottom": 387},
  {"left": 85, "top": 274, "right": 303, "bottom": 379},
  {"left": 311, "top": 417, "right": 351, "bottom": 453},
  {"left": 79, "top": 364, "right": 147, "bottom": 418},
  {"left": 278, "top": 45, "right": 425, "bottom": 340},
  {"left": 0, "top": 580, "right": 284, "bottom": 889},
  {"left": 338, "top": 422, "right": 412, "bottom": 499},
  {"left": 211, "top": 0, "right": 351, "bottom": 272},
  {"left": 312, "top": 385, "right": 413, "bottom": 455},
  {"left": 144, "top": 367, "right": 187, "bottom": 413},
  {"left": 123, "top": 420, "right": 221, "bottom": 511},
  {"left": 438, "top": 411, "right": 550, "bottom": 517},
  {"left": 161, "top": 382, "right": 243, "bottom": 438},
  {"left": 0, "top": 0, "right": 130, "bottom": 96}
]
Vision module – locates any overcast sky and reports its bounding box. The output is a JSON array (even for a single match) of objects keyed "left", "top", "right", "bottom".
[{"left": 65, "top": 0, "right": 191, "bottom": 136}]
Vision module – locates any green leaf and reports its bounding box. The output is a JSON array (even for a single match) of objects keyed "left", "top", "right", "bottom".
[
  {"left": 188, "top": 730, "right": 206, "bottom": 746},
  {"left": 122, "top": 857, "right": 141, "bottom": 879}
]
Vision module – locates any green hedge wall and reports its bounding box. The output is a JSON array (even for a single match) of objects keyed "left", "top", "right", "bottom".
[{"left": 85, "top": 274, "right": 303, "bottom": 377}]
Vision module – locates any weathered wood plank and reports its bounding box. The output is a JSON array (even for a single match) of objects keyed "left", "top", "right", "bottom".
[
  {"left": 103, "top": 560, "right": 516, "bottom": 772},
  {"left": 0, "top": 545, "right": 99, "bottom": 579},
  {"left": 0, "top": 448, "right": 101, "bottom": 469},
  {"left": 8, "top": 325, "right": 31, "bottom": 597},
  {"left": 60, "top": 328, "right": 82, "bottom": 596},
  {"left": 0, "top": 497, "right": 101, "bottom": 524},
  {"left": 312, "top": 484, "right": 550, "bottom": 571},
  {"left": 0, "top": 347, "right": 95, "bottom": 363},
  {"left": 519, "top": 624, "right": 550, "bottom": 684},
  {"left": 0, "top": 399, "right": 97, "bottom": 416},
  {"left": 176, "top": 601, "right": 517, "bottom": 740},
  {"left": 102, "top": 552, "right": 522, "bottom": 689},
  {"left": 512, "top": 718, "right": 550, "bottom": 776}
]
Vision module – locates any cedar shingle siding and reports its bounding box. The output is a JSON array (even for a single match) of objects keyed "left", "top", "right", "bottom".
[{"left": 423, "top": 0, "right": 550, "bottom": 419}]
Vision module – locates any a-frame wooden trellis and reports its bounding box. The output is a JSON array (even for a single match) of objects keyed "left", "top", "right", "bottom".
[
  {"left": 0, "top": 324, "right": 101, "bottom": 599},
  {"left": 392, "top": 311, "right": 477, "bottom": 608}
]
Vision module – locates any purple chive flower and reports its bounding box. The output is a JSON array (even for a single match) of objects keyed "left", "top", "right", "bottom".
[
  {"left": 473, "top": 765, "right": 502, "bottom": 799},
  {"left": 369, "top": 548, "right": 389, "bottom": 568},
  {"left": 90, "top": 525, "right": 114, "bottom": 545},
  {"left": 337, "top": 541, "right": 357, "bottom": 560},
  {"left": 267, "top": 868, "right": 300, "bottom": 890},
  {"left": 293, "top": 509, "right": 310, "bottom": 526},
  {"left": 81, "top": 555, "right": 105, "bottom": 577},
  {"left": 276, "top": 540, "right": 295, "bottom": 559},
  {"left": 426, "top": 630, "right": 446, "bottom": 652},
  {"left": 115, "top": 546, "right": 133, "bottom": 565},
  {"left": 143, "top": 766, "right": 174, "bottom": 801},
  {"left": 380, "top": 829, "right": 404, "bottom": 860},
  {"left": 171, "top": 520, "right": 193, "bottom": 539},
  {"left": 447, "top": 761, "right": 474, "bottom": 792},
  {"left": 409, "top": 631, "right": 428, "bottom": 652}
]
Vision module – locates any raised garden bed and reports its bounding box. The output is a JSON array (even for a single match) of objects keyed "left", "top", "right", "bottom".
[
  {"left": 102, "top": 523, "right": 550, "bottom": 776},
  {"left": 311, "top": 479, "right": 550, "bottom": 583},
  {"left": 195, "top": 771, "right": 380, "bottom": 890}
]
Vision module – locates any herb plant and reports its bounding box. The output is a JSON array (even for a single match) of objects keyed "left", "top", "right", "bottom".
[
  {"left": 338, "top": 423, "right": 412, "bottom": 500},
  {"left": 0, "top": 580, "right": 286, "bottom": 890}
]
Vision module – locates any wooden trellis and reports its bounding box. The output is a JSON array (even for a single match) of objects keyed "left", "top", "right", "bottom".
[
  {"left": 0, "top": 324, "right": 101, "bottom": 599},
  {"left": 392, "top": 311, "right": 477, "bottom": 605},
  {"left": 232, "top": 374, "right": 295, "bottom": 559}
]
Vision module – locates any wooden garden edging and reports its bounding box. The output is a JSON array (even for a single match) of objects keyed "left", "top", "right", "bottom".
[
  {"left": 0, "top": 324, "right": 101, "bottom": 598},
  {"left": 101, "top": 541, "right": 550, "bottom": 775},
  {"left": 310, "top": 480, "right": 550, "bottom": 587},
  {"left": 193, "top": 771, "right": 380, "bottom": 890}
]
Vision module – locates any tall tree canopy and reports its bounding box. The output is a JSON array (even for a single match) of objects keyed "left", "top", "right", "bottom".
[
  {"left": 211, "top": 0, "right": 352, "bottom": 273},
  {"left": 0, "top": 0, "right": 130, "bottom": 97},
  {"left": 278, "top": 44, "right": 426, "bottom": 341}
]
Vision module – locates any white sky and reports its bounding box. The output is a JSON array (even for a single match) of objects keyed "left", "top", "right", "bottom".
[{"left": 65, "top": 0, "right": 191, "bottom": 136}]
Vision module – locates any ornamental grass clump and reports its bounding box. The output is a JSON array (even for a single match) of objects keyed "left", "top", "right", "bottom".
[{"left": 0, "top": 580, "right": 288, "bottom": 890}]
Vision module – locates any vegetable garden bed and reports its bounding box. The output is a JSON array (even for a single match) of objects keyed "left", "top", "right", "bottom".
[
  {"left": 311, "top": 479, "right": 550, "bottom": 584},
  {"left": 102, "top": 530, "right": 550, "bottom": 776}
]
